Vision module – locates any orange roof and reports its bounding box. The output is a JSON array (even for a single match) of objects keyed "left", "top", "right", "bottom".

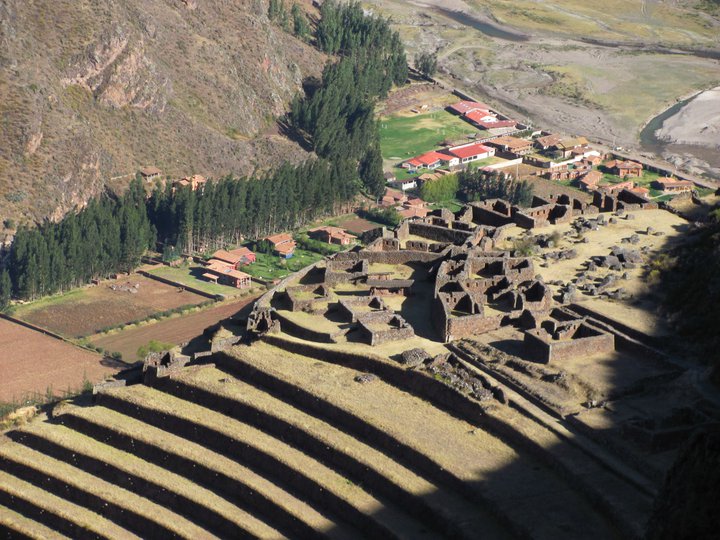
[
  {"left": 579, "top": 170, "right": 602, "bottom": 186},
  {"left": 449, "top": 100, "right": 491, "bottom": 115},
  {"left": 464, "top": 109, "right": 495, "bottom": 124},
  {"left": 398, "top": 207, "right": 430, "bottom": 219},
  {"left": 274, "top": 243, "right": 296, "bottom": 255},
  {"left": 385, "top": 188, "right": 406, "bottom": 201},
  {"left": 405, "top": 197, "right": 426, "bottom": 208},
  {"left": 211, "top": 247, "right": 254, "bottom": 265},
  {"left": 606, "top": 160, "right": 642, "bottom": 170},
  {"left": 448, "top": 142, "right": 494, "bottom": 160},
  {"left": 655, "top": 177, "right": 693, "bottom": 187},
  {"left": 309, "top": 226, "right": 356, "bottom": 240},
  {"left": 206, "top": 260, "right": 251, "bottom": 280},
  {"left": 266, "top": 233, "right": 294, "bottom": 246},
  {"left": 406, "top": 151, "right": 452, "bottom": 167}
]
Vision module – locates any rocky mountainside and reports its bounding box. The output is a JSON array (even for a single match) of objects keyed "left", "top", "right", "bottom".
[{"left": 0, "top": 0, "right": 325, "bottom": 224}]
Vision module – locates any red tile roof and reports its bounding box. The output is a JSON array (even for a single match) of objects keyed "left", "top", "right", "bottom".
[
  {"left": 449, "top": 100, "right": 491, "bottom": 115},
  {"left": 464, "top": 109, "right": 494, "bottom": 123},
  {"left": 406, "top": 151, "right": 451, "bottom": 167},
  {"left": 448, "top": 142, "right": 494, "bottom": 160},
  {"left": 265, "top": 233, "right": 294, "bottom": 246}
]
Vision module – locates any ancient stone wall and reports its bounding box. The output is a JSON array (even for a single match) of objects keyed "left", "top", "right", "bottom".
[
  {"left": 523, "top": 326, "right": 615, "bottom": 363},
  {"left": 408, "top": 222, "right": 472, "bottom": 244}
]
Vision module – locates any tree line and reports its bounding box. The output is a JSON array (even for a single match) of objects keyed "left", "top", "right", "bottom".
[
  {"left": 0, "top": 0, "right": 408, "bottom": 305},
  {"left": 2, "top": 179, "right": 154, "bottom": 303}
]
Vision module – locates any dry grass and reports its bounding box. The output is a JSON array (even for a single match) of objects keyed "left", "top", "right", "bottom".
[
  {"left": 0, "top": 440, "right": 208, "bottom": 538},
  {"left": 0, "top": 468, "right": 140, "bottom": 539}
]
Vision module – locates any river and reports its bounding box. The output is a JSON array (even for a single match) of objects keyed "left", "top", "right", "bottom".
[{"left": 432, "top": 7, "right": 529, "bottom": 42}]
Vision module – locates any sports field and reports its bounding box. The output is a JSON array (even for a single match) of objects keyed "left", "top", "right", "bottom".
[{"left": 379, "top": 110, "right": 480, "bottom": 164}]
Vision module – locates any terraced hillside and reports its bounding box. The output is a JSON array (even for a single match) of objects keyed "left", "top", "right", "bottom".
[{"left": 0, "top": 334, "right": 655, "bottom": 539}]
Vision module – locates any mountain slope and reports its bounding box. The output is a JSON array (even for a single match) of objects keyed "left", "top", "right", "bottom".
[{"left": 0, "top": 0, "right": 325, "bottom": 223}]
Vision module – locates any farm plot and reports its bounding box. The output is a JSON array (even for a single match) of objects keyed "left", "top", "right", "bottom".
[
  {"left": 15, "top": 274, "right": 208, "bottom": 338},
  {"left": 89, "top": 295, "right": 259, "bottom": 362},
  {"left": 0, "top": 318, "right": 119, "bottom": 403}
]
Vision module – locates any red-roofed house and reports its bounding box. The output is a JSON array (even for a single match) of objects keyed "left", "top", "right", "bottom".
[
  {"left": 652, "top": 177, "right": 694, "bottom": 193},
  {"left": 448, "top": 100, "right": 491, "bottom": 116},
  {"left": 210, "top": 247, "right": 256, "bottom": 268},
  {"left": 606, "top": 160, "right": 643, "bottom": 178},
  {"left": 265, "top": 233, "right": 297, "bottom": 258},
  {"left": 464, "top": 109, "right": 495, "bottom": 124},
  {"left": 174, "top": 174, "right": 208, "bottom": 191},
  {"left": 308, "top": 226, "right": 357, "bottom": 245},
  {"left": 405, "top": 197, "right": 426, "bottom": 209},
  {"left": 578, "top": 170, "right": 602, "bottom": 191},
  {"left": 203, "top": 260, "right": 251, "bottom": 288},
  {"left": 447, "top": 142, "right": 496, "bottom": 164},
  {"left": 398, "top": 206, "right": 431, "bottom": 219},
  {"left": 601, "top": 181, "right": 635, "bottom": 194},
  {"left": 139, "top": 166, "right": 162, "bottom": 181},
  {"left": 403, "top": 151, "right": 458, "bottom": 172}
]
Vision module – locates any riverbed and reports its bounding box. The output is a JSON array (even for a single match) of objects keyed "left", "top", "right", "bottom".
[{"left": 640, "top": 87, "right": 720, "bottom": 177}]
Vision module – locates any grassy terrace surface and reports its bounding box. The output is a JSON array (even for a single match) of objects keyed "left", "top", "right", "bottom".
[
  {"left": 228, "top": 341, "right": 622, "bottom": 539},
  {"left": 12, "top": 420, "right": 267, "bottom": 539},
  {"left": 0, "top": 469, "right": 141, "bottom": 539},
  {"left": 243, "top": 250, "right": 326, "bottom": 282},
  {"left": 0, "top": 503, "right": 70, "bottom": 540},
  {"left": 379, "top": 110, "right": 479, "bottom": 162},
  {"left": 0, "top": 441, "right": 210, "bottom": 539},
  {"left": 172, "top": 366, "right": 508, "bottom": 539},
  {"left": 98, "top": 384, "right": 432, "bottom": 539},
  {"left": 55, "top": 403, "right": 327, "bottom": 539}
]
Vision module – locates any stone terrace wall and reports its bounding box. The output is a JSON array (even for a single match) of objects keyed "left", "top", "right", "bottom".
[
  {"left": 333, "top": 250, "right": 443, "bottom": 265},
  {"left": 408, "top": 222, "right": 473, "bottom": 244}
]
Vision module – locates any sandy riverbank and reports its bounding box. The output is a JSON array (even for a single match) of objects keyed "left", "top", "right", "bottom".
[{"left": 655, "top": 87, "right": 720, "bottom": 148}]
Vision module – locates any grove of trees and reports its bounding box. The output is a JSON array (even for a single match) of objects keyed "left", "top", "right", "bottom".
[
  {"left": 458, "top": 169, "right": 534, "bottom": 206},
  {"left": 6, "top": 178, "right": 154, "bottom": 301}
]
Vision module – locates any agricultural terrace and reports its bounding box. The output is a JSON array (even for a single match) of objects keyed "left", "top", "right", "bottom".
[
  {"left": 0, "top": 318, "right": 119, "bottom": 403},
  {"left": 14, "top": 273, "right": 208, "bottom": 338},
  {"left": 89, "top": 294, "right": 259, "bottom": 362}
]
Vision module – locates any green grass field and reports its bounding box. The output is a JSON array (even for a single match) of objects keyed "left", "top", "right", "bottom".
[
  {"left": 148, "top": 265, "right": 245, "bottom": 297},
  {"left": 379, "top": 110, "right": 479, "bottom": 163},
  {"left": 242, "top": 250, "right": 326, "bottom": 282}
]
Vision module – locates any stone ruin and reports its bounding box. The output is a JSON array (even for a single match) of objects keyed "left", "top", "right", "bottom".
[
  {"left": 433, "top": 254, "right": 552, "bottom": 342},
  {"left": 143, "top": 349, "right": 192, "bottom": 382},
  {"left": 523, "top": 309, "right": 615, "bottom": 363},
  {"left": 246, "top": 200, "right": 643, "bottom": 353}
]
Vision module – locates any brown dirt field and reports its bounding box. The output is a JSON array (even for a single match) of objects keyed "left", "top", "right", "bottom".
[
  {"left": 89, "top": 295, "right": 259, "bottom": 362},
  {"left": 337, "top": 217, "right": 381, "bottom": 234},
  {"left": 17, "top": 274, "right": 208, "bottom": 338},
  {"left": 0, "top": 319, "right": 120, "bottom": 403},
  {"left": 377, "top": 82, "right": 455, "bottom": 117}
]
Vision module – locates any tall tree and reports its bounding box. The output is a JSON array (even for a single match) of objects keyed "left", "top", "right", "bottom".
[
  {"left": 359, "top": 142, "right": 385, "bottom": 199},
  {"left": 291, "top": 3, "right": 310, "bottom": 40},
  {"left": 0, "top": 270, "right": 11, "bottom": 311},
  {"left": 415, "top": 51, "right": 438, "bottom": 78}
]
